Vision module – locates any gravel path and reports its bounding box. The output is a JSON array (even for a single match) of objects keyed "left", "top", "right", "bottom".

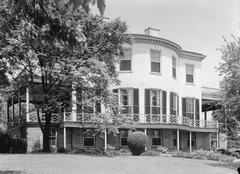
[{"left": 0, "top": 154, "right": 237, "bottom": 174}]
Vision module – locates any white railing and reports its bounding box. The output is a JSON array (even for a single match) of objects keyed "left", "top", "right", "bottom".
[{"left": 26, "top": 111, "right": 219, "bottom": 129}]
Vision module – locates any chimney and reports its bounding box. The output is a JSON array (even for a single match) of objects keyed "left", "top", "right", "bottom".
[{"left": 144, "top": 27, "right": 160, "bottom": 38}]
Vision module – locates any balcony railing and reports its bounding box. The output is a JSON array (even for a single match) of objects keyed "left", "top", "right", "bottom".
[{"left": 8, "top": 112, "right": 218, "bottom": 129}]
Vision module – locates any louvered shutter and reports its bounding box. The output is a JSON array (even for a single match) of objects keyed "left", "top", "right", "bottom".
[
  {"left": 145, "top": 89, "right": 150, "bottom": 114},
  {"left": 133, "top": 89, "right": 139, "bottom": 114},
  {"left": 162, "top": 90, "right": 167, "bottom": 115},
  {"left": 182, "top": 97, "right": 186, "bottom": 116}
]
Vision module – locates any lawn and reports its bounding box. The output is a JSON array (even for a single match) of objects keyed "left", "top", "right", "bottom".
[{"left": 0, "top": 154, "right": 237, "bottom": 174}]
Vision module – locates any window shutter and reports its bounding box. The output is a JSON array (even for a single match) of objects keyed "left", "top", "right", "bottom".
[
  {"left": 182, "top": 97, "right": 186, "bottom": 116},
  {"left": 162, "top": 90, "right": 167, "bottom": 115},
  {"left": 170, "top": 92, "right": 173, "bottom": 115},
  {"left": 76, "top": 88, "right": 82, "bottom": 113},
  {"left": 133, "top": 88, "right": 139, "bottom": 114},
  {"left": 95, "top": 89, "right": 101, "bottom": 113},
  {"left": 195, "top": 99, "right": 199, "bottom": 120},
  {"left": 145, "top": 89, "right": 150, "bottom": 114}
]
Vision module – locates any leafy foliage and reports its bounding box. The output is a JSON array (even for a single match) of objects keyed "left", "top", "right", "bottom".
[
  {"left": 215, "top": 36, "right": 240, "bottom": 137},
  {"left": 127, "top": 131, "right": 148, "bottom": 156},
  {"left": 0, "top": 0, "right": 130, "bottom": 152},
  {"left": 0, "top": 133, "right": 11, "bottom": 153},
  {"left": 172, "top": 150, "right": 236, "bottom": 163}
]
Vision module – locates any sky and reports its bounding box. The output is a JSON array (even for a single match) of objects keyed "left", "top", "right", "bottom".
[{"left": 92, "top": 0, "right": 239, "bottom": 89}]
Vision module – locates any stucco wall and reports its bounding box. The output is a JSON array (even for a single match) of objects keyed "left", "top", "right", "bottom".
[{"left": 117, "top": 42, "right": 203, "bottom": 123}]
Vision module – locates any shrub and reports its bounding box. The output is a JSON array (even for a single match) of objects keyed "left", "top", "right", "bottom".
[
  {"left": 11, "top": 139, "right": 27, "bottom": 153},
  {"left": 104, "top": 145, "right": 115, "bottom": 157},
  {"left": 172, "top": 150, "right": 236, "bottom": 163},
  {"left": 57, "top": 147, "right": 68, "bottom": 153},
  {"left": 0, "top": 133, "right": 11, "bottom": 153},
  {"left": 74, "top": 148, "right": 103, "bottom": 155},
  {"left": 155, "top": 146, "right": 169, "bottom": 154},
  {"left": 141, "top": 150, "right": 160, "bottom": 156},
  {"left": 127, "top": 131, "right": 148, "bottom": 156}
]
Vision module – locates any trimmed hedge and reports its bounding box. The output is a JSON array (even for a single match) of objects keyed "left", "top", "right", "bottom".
[{"left": 127, "top": 131, "right": 148, "bottom": 156}]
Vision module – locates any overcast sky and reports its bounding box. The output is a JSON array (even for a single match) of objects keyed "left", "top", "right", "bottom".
[{"left": 94, "top": 0, "right": 239, "bottom": 88}]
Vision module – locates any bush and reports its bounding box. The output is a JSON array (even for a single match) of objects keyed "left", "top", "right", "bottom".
[
  {"left": 155, "top": 146, "right": 169, "bottom": 154},
  {"left": 11, "top": 139, "right": 27, "bottom": 153},
  {"left": 104, "top": 145, "right": 115, "bottom": 157},
  {"left": 127, "top": 131, "right": 148, "bottom": 156},
  {"left": 57, "top": 147, "right": 68, "bottom": 153},
  {"left": 0, "top": 133, "right": 11, "bottom": 153},
  {"left": 228, "top": 139, "right": 240, "bottom": 149},
  {"left": 172, "top": 150, "right": 236, "bottom": 163},
  {"left": 74, "top": 148, "right": 103, "bottom": 155}
]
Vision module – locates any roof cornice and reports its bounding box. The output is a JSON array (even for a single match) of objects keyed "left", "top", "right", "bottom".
[{"left": 128, "top": 34, "right": 205, "bottom": 61}]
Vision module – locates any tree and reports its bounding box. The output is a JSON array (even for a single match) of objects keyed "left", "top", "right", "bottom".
[
  {"left": 0, "top": 0, "right": 130, "bottom": 152},
  {"left": 215, "top": 36, "right": 240, "bottom": 138}
]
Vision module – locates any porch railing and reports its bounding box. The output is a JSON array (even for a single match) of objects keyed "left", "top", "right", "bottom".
[{"left": 9, "top": 112, "right": 218, "bottom": 129}]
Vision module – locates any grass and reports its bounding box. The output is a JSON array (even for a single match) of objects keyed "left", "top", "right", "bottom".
[{"left": 0, "top": 154, "right": 237, "bottom": 174}]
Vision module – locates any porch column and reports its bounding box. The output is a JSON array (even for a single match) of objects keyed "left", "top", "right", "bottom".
[
  {"left": 177, "top": 129, "right": 180, "bottom": 151},
  {"left": 217, "top": 132, "right": 219, "bottom": 149},
  {"left": 7, "top": 100, "right": 9, "bottom": 124},
  {"left": 144, "top": 128, "right": 147, "bottom": 150},
  {"left": 26, "top": 87, "right": 30, "bottom": 122},
  {"left": 12, "top": 96, "right": 14, "bottom": 125},
  {"left": 189, "top": 131, "right": 192, "bottom": 152},
  {"left": 18, "top": 90, "right": 21, "bottom": 124},
  {"left": 63, "top": 127, "right": 66, "bottom": 149},
  {"left": 71, "top": 89, "right": 77, "bottom": 121},
  {"left": 104, "top": 128, "right": 107, "bottom": 151}
]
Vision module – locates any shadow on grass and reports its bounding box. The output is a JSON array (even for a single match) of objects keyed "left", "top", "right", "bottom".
[
  {"left": 0, "top": 170, "right": 27, "bottom": 174},
  {"left": 207, "top": 161, "right": 240, "bottom": 171}
]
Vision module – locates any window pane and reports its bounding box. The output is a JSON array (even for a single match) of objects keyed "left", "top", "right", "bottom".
[
  {"left": 121, "top": 138, "right": 128, "bottom": 146},
  {"left": 122, "top": 48, "right": 132, "bottom": 60},
  {"left": 172, "top": 56, "right": 176, "bottom": 66},
  {"left": 151, "top": 62, "right": 160, "bottom": 73},
  {"left": 186, "top": 64, "right": 194, "bottom": 74},
  {"left": 186, "top": 74, "right": 193, "bottom": 83},
  {"left": 84, "top": 138, "right": 95, "bottom": 147},
  {"left": 152, "top": 138, "right": 161, "bottom": 146},
  {"left": 172, "top": 67, "right": 176, "bottom": 78},
  {"left": 120, "top": 60, "right": 131, "bottom": 71},
  {"left": 151, "top": 50, "right": 160, "bottom": 62}
]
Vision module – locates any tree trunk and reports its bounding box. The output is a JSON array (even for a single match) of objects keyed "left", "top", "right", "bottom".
[{"left": 42, "top": 111, "right": 51, "bottom": 152}]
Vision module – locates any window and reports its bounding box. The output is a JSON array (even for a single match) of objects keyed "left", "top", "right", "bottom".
[
  {"left": 152, "top": 129, "right": 162, "bottom": 146},
  {"left": 145, "top": 89, "right": 166, "bottom": 123},
  {"left": 119, "top": 88, "right": 139, "bottom": 116},
  {"left": 83, "top": 129, "right": 95, "bottom": 147},
  {"left": 49, "top": 129, "right": 56, "bottom": 146},
  {"left": 187, "top": 132, "right": 196, "bottom": 148},
  {"left": 151, "top": 90, "right": 161, "bottom": 114},
  {"left": 151, "top": 50, "right": 161, "bottom": 73},
  {"left": 120, "top": 48, "right": 132, "bottom": 71},
  {"left": 210, "top": 133, "right": 217, "bottom": 150},
  {"left": 120, "top": 89, "right": 132, "bottom": 114},
  {"left": 186, "top": 64, "right": 194, "bottom": 83},
  {"left": 170, "top": 92, "right": 178, "bottom": 115},
  {"left": 186, "top": 98, "right": 195, "bottom": 119},
  {"left": 173, "top": 131, "right": 177, "bottom": 147},
  {"left": 172, "top": 56, "right": 177, "bottom": 78},
  {"left": 120, "top": 130, "right": 128, "bottom": 146}
]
